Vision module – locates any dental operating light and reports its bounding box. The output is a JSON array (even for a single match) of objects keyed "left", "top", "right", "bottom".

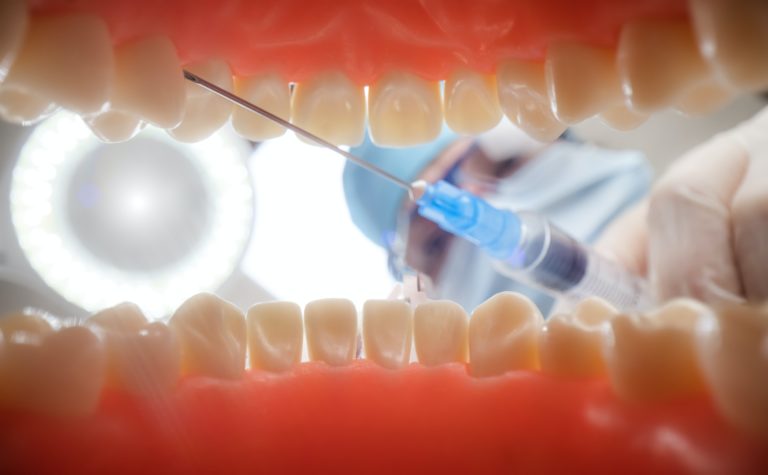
[{"left": 9, "top": 112, "right": 254, "bottom": 316}]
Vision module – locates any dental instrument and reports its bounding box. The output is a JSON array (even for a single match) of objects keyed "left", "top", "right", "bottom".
[{"left": 184, "top": 71, "right": 653, "bottom": 311}]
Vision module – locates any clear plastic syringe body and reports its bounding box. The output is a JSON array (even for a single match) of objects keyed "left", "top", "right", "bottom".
[{"left": 415, "top": 180, "right": 653, "bottom": 312}]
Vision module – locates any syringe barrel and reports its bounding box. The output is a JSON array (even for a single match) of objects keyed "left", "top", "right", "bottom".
[{"left": 493, "top": 212, "right": 653, "bottom": 311}]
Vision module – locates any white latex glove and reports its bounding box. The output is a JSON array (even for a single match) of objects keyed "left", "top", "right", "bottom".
[{"left": 596, "top": 106, "right": 768, "bottom": 305}]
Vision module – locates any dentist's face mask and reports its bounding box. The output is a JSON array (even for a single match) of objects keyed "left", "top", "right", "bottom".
[{"left": 393, "top": 137, "right": 652, "bottom": 315}]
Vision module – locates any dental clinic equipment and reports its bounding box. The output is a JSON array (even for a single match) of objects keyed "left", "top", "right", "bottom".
[{"left": 184, "top": 71, "right": 653, "bottom": 312}]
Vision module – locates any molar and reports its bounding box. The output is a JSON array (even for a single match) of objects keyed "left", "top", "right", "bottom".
[
  {"left": 444, "top": 69, "right": 502, "bottom": 135},
  {"left": 368, "top": 71, "right": 442, "bottom": 146},
  {"left": 2, "top": 14, "right": 113, "bottom": 115},
  {"left": 617, "top": 20, "right": 710, "bottom": 113},
  {"left": 0, "top": 322, "right": 106, "bottom": 417},
  {"left": 539, "top": 297, "right": 617, "bottom": 378},
  {"left": 247, "top": 301, "right": 303, "bottom": 373},
  {"left": 695, "top": 304, "right": 768, "bottom": 438},
  {"left": 0, "top": 310, "right": 55, "bottom": 337},
  {"left": 304, "top": 298, "right": 357, "bottom": 367},
  {"left": 603, "top": 299, "right": 708, "bottom": 403},
  {"left": 232, "top": 73, "right": 290, "bottom": 141},
  {"left": 107, "top": 36, "right": 185, "bottom": 129},
  {"left": 291, "top": 71, "right": 366, "bottom": 146},
  {"left": 169, "top": 293, "right": 246, "bottom": 380},
  {"left": 689, "top": 0, "right": 768, "bottom": 91},
  {"left": 497, "top": 59, "right": 565, "bottom": 142},
  {"left": 362, "top": 300, "right": 412, "bottom": 370},
  {"left": 88, "top": 303, "right": 180, "bottom": 395},
  {"left": 545, "top": 42, "right": 622, "bottom": 124},
  {"left": 0, "top": 89, "right": 57, "bottom": 125},
  {"left": 413, "top": 300, "right": 468, "bottom": 366},
  {"left": 0, "top": 0, "right": 27, "bottom": 83},
  {"left": 469, "top": 292, "right": 543, "bottom": 377},
  {"left": 169, "top": 59, "right": 234, "bottom": 142}
]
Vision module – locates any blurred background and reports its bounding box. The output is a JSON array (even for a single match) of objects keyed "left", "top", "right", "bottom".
[{"left": 0, "top": 93, "right": 764, "bottom": 319}]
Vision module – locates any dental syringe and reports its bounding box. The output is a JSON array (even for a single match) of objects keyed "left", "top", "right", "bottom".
[{"left": 184, "top": 71, "right": 653, "bottom": 312}]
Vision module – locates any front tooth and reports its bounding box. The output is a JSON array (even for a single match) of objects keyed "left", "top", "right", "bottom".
[
  {"left": 169, "top": 293, "right": 246, "bottom": 379},
  {"left": 545, "top": 42, "right": 622, "bottom": 124},
  {"left": 291, "top": 71, "right": 366, "bottom": 146},
  {"left": 413, "top": 300, "right": 468, "bottom": 366},
  {"left": 604, "top": 299, "right": 708, "bottom": 402},
  {"left": 85, "top": 110, "right": 144, "bottom": 143},
  {"left": 689, "top": 0, "right": 768, "bottom": 91},
  {"left": 368, "top": 71, "right": 442, "bottom": 146},
  {"left": 469, "top": 292, "right": 543, "bottom": 377},
  {"left": 3, "top": 14, "right": 113, "bottom": 115},
  {"left": 617, "top": 20, "right": 710, "bottom": 113},
  {"left": 88, "top": 303, "right": 180, "bottom": 395},
  {"left": 539, "top": 297, "right": 617, "bottom": 378},
  {"left": 0, "top": 325, "right": 106, "bottom": 417},
  {"left": 169, "top": 59, "right": 233, "bottom": 142},
  {"left": 673, "top": 79, "right": 732, "bottom": 116},
  {"left": 304, "top": 298, "right": 357, "bottom": 366},
  {"left": 0, "top": 0, "right": 27, "bottom": 83},
  {"left": 362, "top": 300, "right": 413, "bottom": 369},
  {"left": 109, "top": 36, "right": 185, "bottom": 129},
  {"left": 246, "top": 301, "right": 303, "bottom": 373},
  {"left": 232, "top": 73, "right": 290, "bottom": 141},
  {"left": 598, "top": 103, "right": 647, "bottom": 131},
  {"left": 497, "top": 59, "right": 565, "bottom": 141},
  {"left": 695, "top": 304, "right": 768, "bottom": 438},
  {"left": 444, "top": 69, "right": 502, "bottom": 135}
]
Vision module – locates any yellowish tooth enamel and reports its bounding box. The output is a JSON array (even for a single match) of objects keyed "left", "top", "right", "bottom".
[
  {"left": 444, "top": 69, "right": 502, "bottom": 135},
  {"left": 88, "top": 303, "right": 180, "bottom": 395},
  {"left": 304, "top": 298, "right": 357, "bottom": 366},
  {"left": 0, "top": 311, "right": 55, "bottom": 337},
  {"left": 0, "top": 325, "right": 106, "bottom": 417},
  {"left": 673, "top": 79, "right": 732, "bottom": 116},
  {"left": 232, "top": 73, "right": 290, "bottom": 141},
  {"left": 497, "top": 59, "right": 565, "bottom": 142},
  {"left": 598, "top": 103, "right": 647, "bottom": 131},
  {"left": 109, "top": 36, "right": 185, "bottom": 129},
  {"left": 169, "top": 59, "right": 233, "bottom": 142},
  {"left": 617, "top": 20, "right": 710, "bottom": 113},
  {"left": 85, "top": 110, "right": 144, "bottom": 143},
  {"left": 0, "top": 0, "right": 27, "bottom": 83},
  {"left": 291, "top": 71, "right": 366, "bottom": 146},
  {"left": 695, "top": 304, "right": 768, "bottom": 438},
  {"left": 545, "top": 42, "right": 622, "bottom": 124},
  {"left": 0, "top": 89, "right": 57, "bottom": 125},
  {"left": 368, "top": 71, "right": 442, "bottom": 146},
  {"left": 469, "top": 292, "right": 543, "bottom": 377},
  {"left": 3, "top": 14, "right": 113, "bottom": 115},
  {"left": 539, "top": 297, "right": 617, "bottom": 378},
  {"left": 247, "top": 301, "right": 303, "bottom": 373},
  {"left": 362, "top": 300, "right": 413, "bottom": 369},
  {"left": 413, "top": 300, "right": 468, "bottom": 366},
  {"left": 169, "top": 293, "right": 246, "bottom": 380},
  {"left": 690, "top": 0, "right": 768, "bottom": 91},
  {"left": 604, "top": 299, "right": 708, "bottom": 402}
]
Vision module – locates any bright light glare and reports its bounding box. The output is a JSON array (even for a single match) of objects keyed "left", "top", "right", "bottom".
[
  {"left": 121, "top": 187, "right": 152, "bottom": 219},
  {"left": 242, "top": 133, "right": 394, "bottom": 310},
  {"left": 10, "top": 112, "right": 253, "bottom": 317}
]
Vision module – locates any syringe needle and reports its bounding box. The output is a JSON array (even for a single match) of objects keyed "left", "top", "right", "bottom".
[{"left": 183, "top": 70, "right": 416, "bottom": 198}]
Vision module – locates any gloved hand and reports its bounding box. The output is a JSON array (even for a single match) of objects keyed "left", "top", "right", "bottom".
[{"left": 596, "top": 106, "right": 768, "bottom": 305}]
